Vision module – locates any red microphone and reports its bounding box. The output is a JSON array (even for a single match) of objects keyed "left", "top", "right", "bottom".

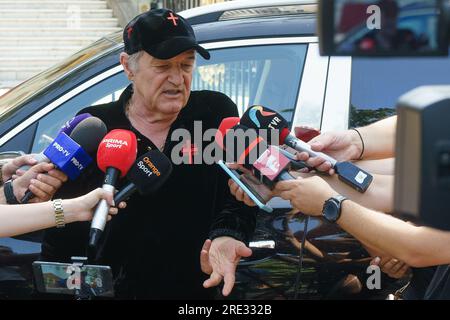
[
  {"left": 215, "top": 117, "right": 240, "bottom": 150},
  {"left": 89, "top": 129, "right": 138, "bottom": 248}
]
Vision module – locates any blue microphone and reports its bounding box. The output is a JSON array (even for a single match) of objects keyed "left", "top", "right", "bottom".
[
  {"left": 18, "top": 113, "right": 92, "bottom": 172},
  {"left": 42, "top": 132, "right": 93, "bottom": 181},
  {"left": 20, "top": 117, "right": 107, "bottom": 203}
]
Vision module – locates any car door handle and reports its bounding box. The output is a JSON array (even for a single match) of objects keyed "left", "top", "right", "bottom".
[{"left": 249, "top": 240, "right": 275, "bottom": 249}]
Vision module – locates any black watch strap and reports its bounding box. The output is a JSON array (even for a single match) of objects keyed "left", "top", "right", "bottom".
[
  {"left": 4, "top": 179, "right": 20, "bottom": 204},
  {"left": 323, "top": 194, "right": 347, "bottom": 223},
  {"left": 332, "top": 194, "right": 347, "bottom": 204}
]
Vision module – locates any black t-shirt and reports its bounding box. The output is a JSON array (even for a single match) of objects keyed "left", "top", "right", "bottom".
[
  {"left": 424, "top": 265, "right": 450, "bottom": 300},
  {"left": 402, "top": 267, "right": 436, "bottom": 300},
  {"left": 40, "top": 85, "right": 258, "bottom": 299}
]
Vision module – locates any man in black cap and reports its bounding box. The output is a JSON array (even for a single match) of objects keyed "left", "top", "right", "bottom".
[{"left": 40, "top": 9, "right": 258, "bottom": 299}]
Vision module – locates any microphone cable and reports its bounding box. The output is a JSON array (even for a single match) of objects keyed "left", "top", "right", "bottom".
[{"left": 293, "top": 214, "right": 309, "bottom": 300}]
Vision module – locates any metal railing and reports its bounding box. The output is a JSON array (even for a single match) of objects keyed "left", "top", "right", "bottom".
[{"left": 159, "top": 0, "right": 230, "bottom": 12}]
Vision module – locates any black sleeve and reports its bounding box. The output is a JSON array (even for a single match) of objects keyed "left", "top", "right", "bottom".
[
  {"left": 209, "top": 167, "right": 258, "bottom": 245},
  {"left": 202, "top": 91, "right": 258, "bottom": 245}
]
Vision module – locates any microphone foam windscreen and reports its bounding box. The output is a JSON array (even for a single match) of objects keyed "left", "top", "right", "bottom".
[
  {"left": 97, "top": 129, "right": 137, "bottom": 177},
  {"left": 240, "top": 105, "right": 290, "bottom": 144},
  {"left": 127, "top": 150, "right": 173, "bottom": 194},
  {"left": 69, "top": 117, "right": 107, "bottom": 154},
  {"left": 59, "top": 113, "right": 92, "bottom": 136},
  {"left": 215, "top": 117, "right": 240, "bottom": 150}
]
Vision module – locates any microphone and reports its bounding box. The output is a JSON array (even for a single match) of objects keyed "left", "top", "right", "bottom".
[
  {"left": 253, "top": 145, "right": 295, "bottom": 188},
  {"left": 18, "top": 113, "right": 93, "bottom": 171},
  {"left": 224, "top": 124, "right": 268, "bottom": 167},
  {"left": 218, "top": 118, "right": 314, "bottom": 171},
  {"left": 20, "top": 117, "right": 108, "bottom": 203},
  {"left": 60, "top": 113, "right": 92, "bottom": 136},
  {"left": 240, "top": 105, "right": 337, "bottom": 164},
  {"left": 240, "top": 105, "right": 373, "bottom": 193},
  {"left": 89, "top": 129, "right": 137, "bottom": 248},
  {"left": 215, "top": 117, "right": 241, "bottom": 150},
  {"left": 114, "top": 150, "right": 173, "bottom": 204}
]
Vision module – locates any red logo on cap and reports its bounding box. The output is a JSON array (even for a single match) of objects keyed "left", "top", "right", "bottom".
[
  {"left": 127, "top": 27, "right": 133, "bottom": 39},
  {"left": 167, "top": 12, "right": 179, "bottom": 26}
]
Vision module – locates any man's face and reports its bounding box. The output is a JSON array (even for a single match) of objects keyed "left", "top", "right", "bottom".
[{"left": 132, "top": 50, "right": 195, "bottom": 115}]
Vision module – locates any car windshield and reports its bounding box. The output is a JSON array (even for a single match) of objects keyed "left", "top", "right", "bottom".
[{"left": 0, "top": 32, "right": 122, "bottom": 119}]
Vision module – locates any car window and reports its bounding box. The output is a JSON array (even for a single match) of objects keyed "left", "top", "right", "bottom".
[
  {"left": 193, "top": 44, "right": 308, "bottom": 124},
  {"left": 31, "top": 72, "right": 129, "bottom": 153},
  {"left": 349, "top": 52, "right": 450, "bottom": 127}
]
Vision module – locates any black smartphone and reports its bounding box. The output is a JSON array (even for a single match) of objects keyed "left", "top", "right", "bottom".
[{"left": 218, "top": 160, "right": 273, "bottom": 213}]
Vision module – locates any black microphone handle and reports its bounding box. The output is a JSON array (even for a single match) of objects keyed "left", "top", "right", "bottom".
[
  {"left": 20, "top": 190, "right": 34, "bottom": 204},
  {"left": 278, "top": 171, "right": 295, "bottom": 181},
  {"left": 114, "top": 182, "right": 137, "bottom": 204}
]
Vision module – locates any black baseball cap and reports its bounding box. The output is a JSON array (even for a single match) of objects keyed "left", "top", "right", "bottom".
[{"left": 123, "top": 8, "right": 210, "bottom": 60}]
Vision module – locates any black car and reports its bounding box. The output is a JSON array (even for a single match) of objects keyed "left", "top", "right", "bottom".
[{"left": 1, "top": 1, "right": 449, "bottom": 299}]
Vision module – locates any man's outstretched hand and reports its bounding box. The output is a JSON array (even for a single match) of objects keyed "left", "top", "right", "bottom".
[{"left": 200, "top": 237, "right": 252, "bottom": 297}]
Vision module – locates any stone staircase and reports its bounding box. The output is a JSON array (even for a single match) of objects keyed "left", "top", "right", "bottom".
[{"left": 0, "top": 0, "right": 122, "bottom": 93}]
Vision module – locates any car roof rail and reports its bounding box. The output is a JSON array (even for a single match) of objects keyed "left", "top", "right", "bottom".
[{"left": 179, "top": 0, "right": 317, "bottom": 25}]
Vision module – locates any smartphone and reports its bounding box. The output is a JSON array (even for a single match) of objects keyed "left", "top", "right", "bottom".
[
  {"left": 32, "top": 261, "right": 114, "bottom": 298},
  {"left": 218, "top": 160, "right": 273, "bottom": 213}
]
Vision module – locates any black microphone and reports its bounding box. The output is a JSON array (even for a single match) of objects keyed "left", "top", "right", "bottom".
[
  {"left": 114, "top": 150, "right": 173, "bottom": 204},
  {"left": 240, "top": 105, "right": 337, "bottom": 164},
  {"left": 69, "top": 117, "right": 109, "bottom": 155},
  {"left": 20, "top": 117, "right": 108, "bottom": 203},
  {"left": 240, "top": 105, "right": 373, "bottom": 193}
]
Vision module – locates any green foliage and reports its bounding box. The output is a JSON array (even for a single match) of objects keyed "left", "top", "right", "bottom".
[{"left": 349, "top": 105, "right": 396, "bottom": 128}]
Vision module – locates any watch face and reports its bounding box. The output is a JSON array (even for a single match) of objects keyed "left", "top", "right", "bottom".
[{"left": 323, "top": 200, "right": 340, "bottom": 222}]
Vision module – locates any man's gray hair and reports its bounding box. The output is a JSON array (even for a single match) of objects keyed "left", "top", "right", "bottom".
[{"left": 127, "top": 51, "right": 144, "bottom": 74}]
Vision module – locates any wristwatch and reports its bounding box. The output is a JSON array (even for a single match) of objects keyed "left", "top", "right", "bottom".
[
  {"left": 4, "top": 179, "right": 20, "bottom": 204},
  {"left": 52, "top": 199, "right": 65, "bottom": 228},
  {"left": 322, "top": 195, "right": 347, "bottom": 223}
]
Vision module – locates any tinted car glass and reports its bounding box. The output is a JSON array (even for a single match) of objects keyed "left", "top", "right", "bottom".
[
  {"left": 193, "top": 44, "right": 308, "bottom": 123},
  {"left": 31, "top": 71, "right": 129, "bottom": 153},
  {"left": 350, "top": 52, "right": 450, "bottom": 127}
]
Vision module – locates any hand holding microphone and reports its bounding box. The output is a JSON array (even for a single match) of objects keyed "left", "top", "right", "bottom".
[
  {"left": 65, "top": 188, "right": 127, "bottom": 224},
  {"left": 239, "top": 105, "right": 373, "bottom": 193},
  {"left": 10, "top": 163, "right": 68, "bottom": 203},
  {"left": 296, "top": 130, "right": 365, "bottom": 174},
  {"left": 1, "top": 154, "right": 37, "bottom": 183},
  {"left": 89, "top": 129, "right": 137, "bottom": 248},
  {"left": 272, "top": 175, "right": 340, "bottom": 216}
]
